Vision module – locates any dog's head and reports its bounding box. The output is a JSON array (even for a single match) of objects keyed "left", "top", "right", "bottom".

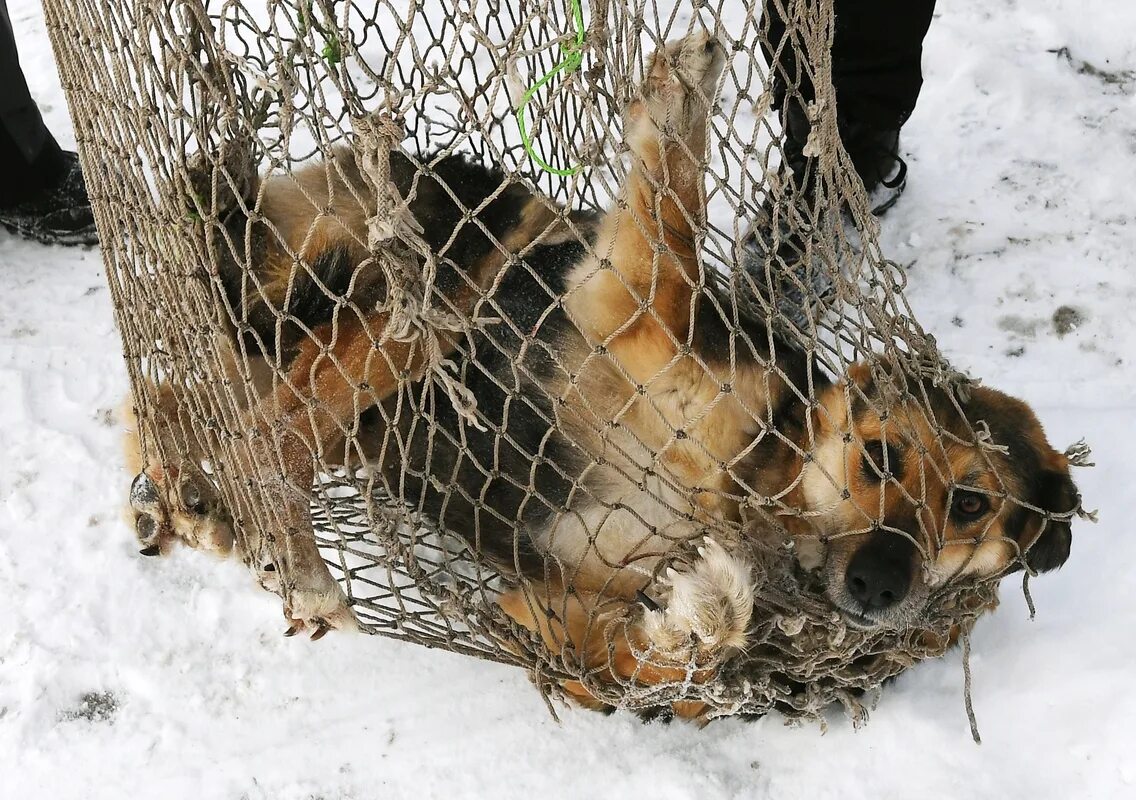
[{"left": 792, "top": 363, "right": 1080, "bottom": 631}]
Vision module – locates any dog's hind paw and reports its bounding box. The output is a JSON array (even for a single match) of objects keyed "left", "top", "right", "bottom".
[
  {"left": 641, "top": 537, "right": 754, "bottom": 664},
  {"left": 630, "top": 31, "right": 726, "bottom": 141},
  {"left": 184, "top": 137, "right": 258, "bottom": 220},
  {"left": 128, "top": 461, "right": 234, "bottom": 556}
]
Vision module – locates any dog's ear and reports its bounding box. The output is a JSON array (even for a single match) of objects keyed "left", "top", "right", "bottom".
[
  {"left": 966, "top": 386, "right": 1080, "bottom": 574},
  {"left": 1019, "top": 467, "right": 1079, "bottom": 573}
]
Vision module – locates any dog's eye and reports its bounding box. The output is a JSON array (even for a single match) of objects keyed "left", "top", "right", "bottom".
[
  {"left": 951, "top": 491, "right": 990, "bottom": 522},
  {"left": 860, "top": 440, "right": 901, "bottom": 482}
]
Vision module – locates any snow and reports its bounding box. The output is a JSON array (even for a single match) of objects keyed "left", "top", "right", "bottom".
[{"left": 1, "top": 0, "right": 1134, "bottom": 798}]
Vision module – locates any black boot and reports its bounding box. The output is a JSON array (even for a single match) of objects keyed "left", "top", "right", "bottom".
[
  {"left": 0, "top": 150, "right": 99, "bottom": 247},
  {"left": 840, "top": 113, "right": 907, "bottom": 216},
  {"left": 738, "top": 100, "right": 908, "bottom": 330}
]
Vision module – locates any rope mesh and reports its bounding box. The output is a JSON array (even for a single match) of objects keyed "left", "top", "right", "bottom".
[{"left": 42, "top": 0, "right": 1088, "bottom": 725}]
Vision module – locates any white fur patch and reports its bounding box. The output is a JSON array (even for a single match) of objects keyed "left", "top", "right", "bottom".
[
  {"left": 800, "top": 434, "right": 848, "bottom": 517},
  {"left": 642, "top": 538, "right": 754, "bottom": 661},
  {"left": 928, "top": 538, "right": 1015, "bottom": 585}
]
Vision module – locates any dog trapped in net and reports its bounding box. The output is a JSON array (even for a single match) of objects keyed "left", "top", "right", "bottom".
[{"left": 106, "top": 14, "right": 1087, "bottom": 725}]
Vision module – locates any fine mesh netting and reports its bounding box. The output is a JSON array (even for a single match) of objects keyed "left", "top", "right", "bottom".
[{"left": 42, "top": 0, "right": 1091, "bottom": 728}]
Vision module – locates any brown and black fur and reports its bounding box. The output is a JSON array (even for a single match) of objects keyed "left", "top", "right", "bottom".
[
  {"left": 128, "top": 32, "right": 803, "bottom": 702},
  {"left": 211, "top": 147, "right": 544, "bottom": 365},
  {"left": 126, "top": 32, "right": 1081, "bottom": 719}
]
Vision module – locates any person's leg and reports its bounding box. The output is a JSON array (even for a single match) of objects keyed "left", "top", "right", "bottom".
[
  {"left": 829, "top": 0, "right": 936, "bottom": 196},
  {"left": 830, "top": 0, "right": 937, "bottom": 134},
  {"left": 746, "top": 0, "right": 937, "bottom": 327},
  {"left": 0, "top": 0, "right": 97, "bottom": 245},
  {"left": 0, "top": 0, "right": 67, "bottom": 206},
  {"left": 761, "top": 0, "right": 937, "bottom": 199}
]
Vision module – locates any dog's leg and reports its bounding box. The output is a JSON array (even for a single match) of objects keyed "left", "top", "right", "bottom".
[
  {"left": 567, "top": 32, "right": 725, "bottom": 382},
  {"left": 124, "top": 347, "right": 251, "bottom": 560},
  {"left": 234, "top": 307, "right": 435, "bottom": 637},
  {"left": 125, "top": 142, "right": 265, "bottom": 560},
  {"left": 499, "top": 537, "right": 752, "bottom": 719},
  {"left": 126, "top": 428, "right": 236, "bottom": 559}
]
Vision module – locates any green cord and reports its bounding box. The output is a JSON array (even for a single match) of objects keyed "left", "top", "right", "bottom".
[{"left": 516, "top": 0, "right": 585, "bottom": 176}]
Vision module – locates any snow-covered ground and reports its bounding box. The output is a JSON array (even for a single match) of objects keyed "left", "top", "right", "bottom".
[{"left": 2, "top": 0, "right": 1134, "bottom": 798}]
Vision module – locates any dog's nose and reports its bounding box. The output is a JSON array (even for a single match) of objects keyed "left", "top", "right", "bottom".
[{"left": 844, "top": 533, "right": 916, "bottom": 611}]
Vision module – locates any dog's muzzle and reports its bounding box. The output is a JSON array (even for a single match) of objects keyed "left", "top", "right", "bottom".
[{"left": 835, "top": 532, "right": 920, "bottom": 629}]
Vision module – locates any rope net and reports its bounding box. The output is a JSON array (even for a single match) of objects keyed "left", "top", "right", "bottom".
[{"left": 43, "top": 0, "right": 1089, "bottom": 725}]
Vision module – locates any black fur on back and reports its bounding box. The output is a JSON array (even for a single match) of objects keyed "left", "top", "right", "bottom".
[
  {"left": 378, "top": 237, "right": 591, "bottom": 577},
  {"left": 387, "top": 150, "right": 531, "bottom": 297},
  {"left": 284, "top": 244, "right": 356, "bottom": 329},
  {"left": 216, "top": 149, "right": 531, "bottom": 362}
]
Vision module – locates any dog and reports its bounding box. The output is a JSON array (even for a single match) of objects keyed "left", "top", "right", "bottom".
[{"left": 125, "top": 32, "right": 1081, "bottom": 717}]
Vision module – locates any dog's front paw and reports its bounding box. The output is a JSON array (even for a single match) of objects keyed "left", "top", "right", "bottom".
[
  {"left": 128, "top": 461, "right": 234, "bottom": 556},
  {"left": 641, "top": 537, "right": 754, "bottom": 664}
]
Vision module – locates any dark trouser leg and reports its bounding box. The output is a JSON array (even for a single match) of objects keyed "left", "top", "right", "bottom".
[
  {"left": 762, "top": 0, "right": 937, "bottom": 128},
  {"left": 744, "top": 0, "right": 937, "bottom": 323},
  {"left": 0, "top": 0, "right": 65, "bottom": 206},
  {"left": 828, "top": 0, "right": 937, "bottom": 131},
  {"left": 762, "top": 0, "right": 937, "bottom": 189}
]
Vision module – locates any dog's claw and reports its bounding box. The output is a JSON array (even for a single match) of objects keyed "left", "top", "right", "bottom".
[
  {"left": 135, "top": 513, "right": 161, "bottom": 545},
  {"left": 178, "top": 477, "right": 205, "bottom": 514},
  {"left": 636, "top": 589, "right": 661, "bottom": 611},
  {"left": 281, "top": 590, "right": 357, "bottom": 641},
  {"left": 129, "top": 472, "right": 161, "bottom": 514}
]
